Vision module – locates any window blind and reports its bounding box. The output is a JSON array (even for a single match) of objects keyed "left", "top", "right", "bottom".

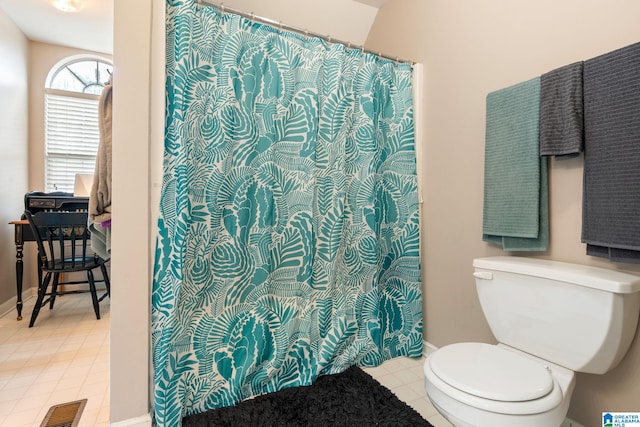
[{"left": 45, "top": 91, "right": 100, "bottom": 192}]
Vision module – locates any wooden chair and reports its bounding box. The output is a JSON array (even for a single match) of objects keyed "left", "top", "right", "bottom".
[{"left": 25, "top": 211, "right": 110, "bottom": 327}]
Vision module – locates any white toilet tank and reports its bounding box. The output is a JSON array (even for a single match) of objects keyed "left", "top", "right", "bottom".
[{"left": 473, "top": 256, "right": 640, "bottom": 374}]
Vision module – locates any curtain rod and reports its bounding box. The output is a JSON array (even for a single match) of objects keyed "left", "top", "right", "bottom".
[{"left": 195, "top": 0, "right": 414, "bottom": 65}]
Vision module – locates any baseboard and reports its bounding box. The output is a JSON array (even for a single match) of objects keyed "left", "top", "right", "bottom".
[
  {"left": 0, "top": 286, "right": 107, "bottom": 320},
  {"left": 560, "top": 418, "right": 585, "bottom": 427},
  {"left": 423, "top": 340, "right": 438, "bottom": 355},
  {"left": 0, "top": 292, "right": 34, "bottom": 319},
  {"left": 0, "top": 297, "right": 18, "bottom": 319},
  {"left": 109, "top": 413, "right": 153, "bottom": 427}
]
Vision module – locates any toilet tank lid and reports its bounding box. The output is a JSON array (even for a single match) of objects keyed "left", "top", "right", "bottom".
[{"left": 473, "top": 256, "right": 640, "bottom": 294}]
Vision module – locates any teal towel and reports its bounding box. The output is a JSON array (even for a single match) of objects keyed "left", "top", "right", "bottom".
[{"left": 482, "top": 77, "right": 549, "bottom": 251}]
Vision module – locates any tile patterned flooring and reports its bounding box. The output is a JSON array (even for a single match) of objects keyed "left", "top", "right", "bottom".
[
  {"left": 0, "top": 293, "right": 449, "bottom": 427},
  {"left": 364, "top": 354, "right": 453, "bottom": 427},
  {"left": 0, "top": 293, "right": 110, "bottom": 427}
]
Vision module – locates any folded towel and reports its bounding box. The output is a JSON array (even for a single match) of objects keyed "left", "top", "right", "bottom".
[
  {"left": 482, "top": 77, "right": 549, "bottom": 251},
  {"left": 540, "top": 61, "right": 584, "bottom": 157},
  {"left": 499, "top": 158, "right": 549, "bottom": 251},
  {"left": 582, "top": 42, "right": 640, "bottom": 262},
  {"left": 483, "top": 159, "right": 549, "bottom": 251}
]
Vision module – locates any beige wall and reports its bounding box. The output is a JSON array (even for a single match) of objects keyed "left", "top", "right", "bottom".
[
  {"left": 28, "top": 41, "right": 112, "bottom": 193},
  {"left": 0, "top": 8, "right": 28, "bottom": 313},
  {"left": 107, "top": 0, "right": 640, "bottom": 424},
  {"left": 14, "top": 43, "right": 114, "bottom": 296},
  {"left": 0, "top": 39, "right": 112, "bottom": 311},
  {"left": 366, "top": 1, "right": 640, "bottom": 425},
  {"left": 219, "top": 0, "right": 378, "bottom": 46}
]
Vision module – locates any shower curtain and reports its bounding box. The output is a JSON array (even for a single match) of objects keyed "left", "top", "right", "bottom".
[{"left": 153, "top": 1, "right": 423, "bottom": 424}]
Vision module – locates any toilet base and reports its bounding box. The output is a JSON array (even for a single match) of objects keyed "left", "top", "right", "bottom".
[{"left": 428, "top": 397, "right": 474, "bottom": 427}]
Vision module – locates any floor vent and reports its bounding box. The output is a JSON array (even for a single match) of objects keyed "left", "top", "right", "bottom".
[{"left": 40, "top": 399, "right": 87, "bottom": 427}]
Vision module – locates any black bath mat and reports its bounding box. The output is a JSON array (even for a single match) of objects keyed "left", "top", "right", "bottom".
[{"left": 182, "top": 365, "right": 434, "bottom": 427}]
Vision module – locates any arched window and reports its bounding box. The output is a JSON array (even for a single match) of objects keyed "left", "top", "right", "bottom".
[{"left": 45, "top": 56, "right": 112, "bottom": 192}]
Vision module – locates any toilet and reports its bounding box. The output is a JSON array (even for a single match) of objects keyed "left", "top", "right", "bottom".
[{"left": 424, "top": 256, "right": 640, "bottom": 427}]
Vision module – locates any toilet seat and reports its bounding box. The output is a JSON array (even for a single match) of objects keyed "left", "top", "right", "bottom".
[
  {"left": 430, "top": 342, "right": 554, "bottom": 401},
  {"left": 425, "top": 343, "right": 564, "bottom": 415}
]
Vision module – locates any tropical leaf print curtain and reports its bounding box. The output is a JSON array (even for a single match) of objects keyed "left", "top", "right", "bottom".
[{"left": 153, "top": 0, "right": 423, "bottom": 424}]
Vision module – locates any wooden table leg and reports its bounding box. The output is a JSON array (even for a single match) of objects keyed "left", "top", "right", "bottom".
[{"left": 14, "top": 225, "right": 24, "bottom": 321}]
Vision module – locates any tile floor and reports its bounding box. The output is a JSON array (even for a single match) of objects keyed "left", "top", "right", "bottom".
[
  {"left": 364, "top": 354, "right": 453, "bottom": 427},
  {"left": 0, "top": 292, "right": 448, "bottom": 427},
  {"left": 0, "top": 293, "right": 110, "bottom": 427}
]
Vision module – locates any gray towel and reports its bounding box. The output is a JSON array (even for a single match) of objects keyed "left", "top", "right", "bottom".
[
  {"left": 89, "top": 82, "right": 112, "bottom": 224},
  {"left": 90, "top": 81, "right": 112, "bottom": 260},
  {"left": 587, "top": 245, "right": 640, "bottom": 264},
  {"left": 540, "top": 61, "right": 584, "bottom": 157},
  {"left": 582, "top": 42, "right": 640, "bottom": 262},
  {"left": 482, "top": 77, "right": 549, "bottom": 251},
  {"left": 89, "top": 222, "right": 111, "bottom": 261}
]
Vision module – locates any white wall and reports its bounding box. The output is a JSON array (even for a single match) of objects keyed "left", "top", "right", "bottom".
[
  {"left": 110, "top": 0, "right": 155, "bottom": 423},
  {"left": 366, "top": 1, "right": 640, "bottom": 425},
  {"left": 0, "top": 7, "right": 28, "bottom": 315}
]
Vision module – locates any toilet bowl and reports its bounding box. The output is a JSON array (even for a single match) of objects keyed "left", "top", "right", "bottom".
[
  {"left": 424, "top": 343, "right": 575, "bottom": 427},
  {"left": 424, "top": 256, "right": 640, "bottom": 427}
]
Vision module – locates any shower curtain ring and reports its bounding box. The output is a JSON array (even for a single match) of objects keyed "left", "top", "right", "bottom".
[{"left": 220, "top": 3, "right": 225, "bottom": 14}]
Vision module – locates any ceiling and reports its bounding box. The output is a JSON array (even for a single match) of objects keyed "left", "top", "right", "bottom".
[
  {"left": 0, "top": 0, "right": 386, "bottom": 56},
  {"left": 0, "top": 0, "right": 114, "bottom": 54}
]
